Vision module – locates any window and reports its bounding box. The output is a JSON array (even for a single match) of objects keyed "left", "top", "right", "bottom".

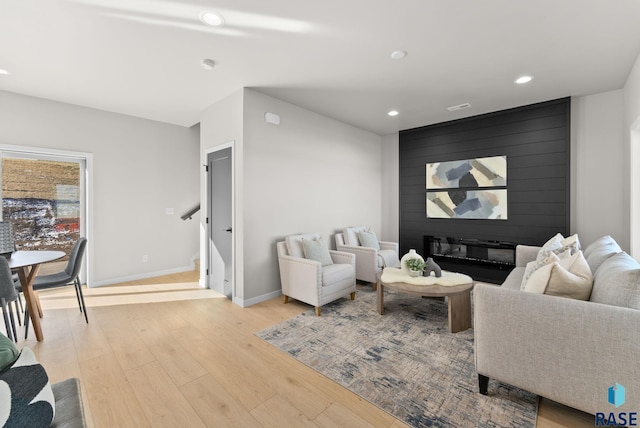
[{"left": 0, "top": 147, "right": 90, "bottom": 280}]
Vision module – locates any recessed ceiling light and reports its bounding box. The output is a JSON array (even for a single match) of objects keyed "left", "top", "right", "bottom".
[
  {"left": 201, "top": 59, "right": 215, "bottom": 70},
  {"left": 388, "top": 110, "right": 399, "bottom": 117},
  {"left": 391, "top": 50, "right": 407, "bottom": 60},
  {"left": 199, "top": 11, "right": 225, "bottom": 26},
  {"left": 515, "top": 75, "right": 533, "bottom": 84},
  {"left": 0, "top": 69, "right": 9, "bottom": 75}
]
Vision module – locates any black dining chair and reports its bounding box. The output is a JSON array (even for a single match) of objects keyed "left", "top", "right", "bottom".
[
  {"left": 18, "top": 237, "right": 88, "bottom": 338},
  {"left": 0, "top": 256, "right": 21, "bottom": 342}
]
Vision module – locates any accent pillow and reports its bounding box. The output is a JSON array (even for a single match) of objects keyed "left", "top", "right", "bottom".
[
  {"left": 590, "top": 252, "right": 640, "bottom": 309},
  {"left": 544, "top": 251, "right": 593, "bottom": 301},
  {"left": 522, "top": 257, "right": 558, "bottom": 294},
  {"left": 520, "top": 253, "right": 558, "bottom": 291},
  {"left": 302, "top": 238, "right": 333, "bottom": 266},
  {"left": 342, "top": 226, "right": 366, "bottom": 247},
  {"left": 0, "top": 334, "right": 19, "bottom": 372},
  {"left": 561, "top": 234, "right": 581, "bottom": 254},
  {"left": 0, "top": 347, "right": 55, "bottom": 427},
  {"left": 524, "top": 251, "right": 593, "bottom": 300},
  {"left": 536, "top": 233, "right": 579, "bottom": 261},
  {"left": 285, "top": 233, "right": 320, "bottom": 258},
  {"left": 358, "top": 230, "right": 380, "bottom": 250}
]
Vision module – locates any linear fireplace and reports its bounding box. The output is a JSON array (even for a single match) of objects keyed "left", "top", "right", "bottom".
[{"left": 424, "top": 236, "right": 517, "bottom": 284}]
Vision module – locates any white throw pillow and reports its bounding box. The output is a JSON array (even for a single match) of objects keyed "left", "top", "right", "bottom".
[
  {"left": 286, "top": 233, "right": 320, "bottom": 258},
  {"left": 521, "top": 253, "right": 558, "bottom": 291},
  {"left": 537, "top": 233, "right": 580, "bottom": 260},
  {"left": 523, "top": 255, "right": 558, "bottom": 293},
  {"left": 343, "top": 226, "right": 366, "bottom": 246},
  {"left": 524, "top": 251, "right": 593, "bottom": 300}
]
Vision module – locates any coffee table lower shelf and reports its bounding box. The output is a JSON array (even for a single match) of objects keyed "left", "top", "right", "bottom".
[{"left": 376, "top": 272, "right": 474, "bottom": 333}]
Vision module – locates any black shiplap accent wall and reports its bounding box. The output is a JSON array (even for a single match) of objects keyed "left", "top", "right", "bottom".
[{"left": 399, "top": 98, "right": 570, "bottom": 257}]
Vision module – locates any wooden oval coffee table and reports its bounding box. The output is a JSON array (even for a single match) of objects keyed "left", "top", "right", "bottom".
[{"left": 376, "top": 269, "right": 474, "bottom": 333}]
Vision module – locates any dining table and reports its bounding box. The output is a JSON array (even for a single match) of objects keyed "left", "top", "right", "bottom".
[{"left": 8, "top": 250, "right": 66, "bottom": 341}]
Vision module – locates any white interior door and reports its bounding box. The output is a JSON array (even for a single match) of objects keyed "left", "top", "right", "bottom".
[{"left": 207, "top": 146, "right": 233, "bottom": 298}]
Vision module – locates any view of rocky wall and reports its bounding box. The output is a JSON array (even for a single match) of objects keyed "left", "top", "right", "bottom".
[{"left": 1, "top": 158, "right": 80, "bottom": 256}]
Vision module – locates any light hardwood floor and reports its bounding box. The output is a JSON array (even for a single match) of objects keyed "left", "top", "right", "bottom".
[{"left": 7, "top": 272, "right": 594, "bottom": 427}]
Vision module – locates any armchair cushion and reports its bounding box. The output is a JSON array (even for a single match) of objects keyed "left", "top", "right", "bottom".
[
  {"left": 286, "top": 233, "right": 320, "bottom": 259},
  {"left": 302, "top": 237, "right": 333, "bottom": 266},
  {"left": 358, "top": 230, "right": 380, "bottom": 250},
  {"left": 322, "top": 264, "right": 354, "bottom": 285}
]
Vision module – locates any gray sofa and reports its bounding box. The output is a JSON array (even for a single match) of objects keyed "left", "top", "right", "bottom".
[{"left": 474, "top": 236, "right": 640, "bottom": 416}]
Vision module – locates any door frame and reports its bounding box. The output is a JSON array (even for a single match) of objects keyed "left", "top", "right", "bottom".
[
  {"left": 0, "top": 143, "right": 93, "bottom": 286},
  {"left": 205, "top": 141, "right": 235, "bottom": 299}
]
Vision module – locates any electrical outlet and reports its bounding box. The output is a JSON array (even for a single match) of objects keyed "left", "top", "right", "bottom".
[{"left": 142, "top": 255, "right": 148, "bottom": 263}]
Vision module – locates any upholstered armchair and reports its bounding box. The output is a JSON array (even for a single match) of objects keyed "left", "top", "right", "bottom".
[
  {"left": 335, "top": 226, "right": 400, "bottom": 286},
  {"left": 277, "top": 233, "right": 356, "bottom": 316}
]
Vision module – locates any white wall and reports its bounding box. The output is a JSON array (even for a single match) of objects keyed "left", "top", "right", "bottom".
[
  {"left": 381, "top": 133, "right": 399, "bottom": 242},
  {"left": 241, "top": 89, "right": 383, "bottom": 304},
  {"left": 624, "top": 53, "right": 640, "bottom": 257},
  {"left": 571, "top": 90, "right": 626, "bottom": 249},
  {"left": 0, "top": 90, "right": 200, "bottom": 285}
]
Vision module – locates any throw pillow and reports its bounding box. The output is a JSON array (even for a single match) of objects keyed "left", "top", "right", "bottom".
[
  {"left": 0, "top": 334, "right": 19, "bottom": 372},
  {"left": 536, "top": 233, "right": 579, "bottom": 261},
  {"left": 590, "top": 252, "right": 640, "bottom": 309},
  {"left": 544, "top": 251, "right": 593, "bottom": 301},
  {"left": 285, "top": 233, "right": 320, "bottom": 258},
  {"left": 561, "top": 234, "right": 581, "bottom": 254},
  {"left": 358, "top": 230, "right": 380, "bottom": 250},
  {"left": 523, "top": 251, "right": 593, "bottom": 300},
  {"left": 0, "top": 347, "right": 55, "bottom": 428},
  {"left": 302, "top": 238, "right": 333, "bottom": 266},
  {"left": 521, "top": 253, "right": 558, "bottom": 291},
  {"left": 522, "top": 256, "right": 558, "bottom": 294},
  {"left": 342, "top": 226, "right": 366, "bottom": 247}
]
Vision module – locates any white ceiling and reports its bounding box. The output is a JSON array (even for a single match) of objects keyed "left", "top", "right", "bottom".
[{"left": 2, "top": 0, "right": 640, "bottom": 136}]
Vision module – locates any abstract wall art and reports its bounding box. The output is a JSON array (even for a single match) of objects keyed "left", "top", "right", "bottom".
[
  {"left": 426, "top": 156, "right": 507, "bottom": 220},
  {"left": 426, "top": 156, "right": 506, "bottom": 189},
  {"left": 426, "top": 189, "right": 507, "bottom": 219}
]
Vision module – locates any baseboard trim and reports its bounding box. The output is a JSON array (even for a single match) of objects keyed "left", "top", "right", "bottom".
[
  {"left": 233, "top": 289, "right": 282, "bottom": 307},
  {"left": 90, "top": 265, "right": 197, "bottom": 288}
]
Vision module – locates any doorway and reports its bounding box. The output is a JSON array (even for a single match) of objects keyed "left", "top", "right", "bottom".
[{"left": 206, "top": 144, "right": 234, "bottom": 299}]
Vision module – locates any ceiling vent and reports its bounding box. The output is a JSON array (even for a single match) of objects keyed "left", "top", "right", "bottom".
[{"left": 447, "top": 103, "right": 471, "bottom": 112}]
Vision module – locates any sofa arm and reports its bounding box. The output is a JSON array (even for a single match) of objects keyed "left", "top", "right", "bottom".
[
  {"left": 474, "top": 284, "right": 640, "bottom": 415},
  {"left": 515, "top": 245, "right": 540, "bottom": 267},
  {"left": 51, "top": 378, "right": 87, "bottom": 428}
]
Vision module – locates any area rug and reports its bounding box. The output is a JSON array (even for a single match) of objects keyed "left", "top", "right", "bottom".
[{"left": 256, "top": 287, "right": 537, "bottom": 428}]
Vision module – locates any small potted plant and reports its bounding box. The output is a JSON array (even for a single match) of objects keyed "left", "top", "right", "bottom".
[{"left": 405, "top": 258, "right": 426, "bottom": 277}]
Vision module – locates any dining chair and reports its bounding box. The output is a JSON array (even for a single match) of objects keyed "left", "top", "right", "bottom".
[
  {"left": 18, "top": 237, "right": 88, "bottom": 338},
  {"left": 0, "top": 256, "right": 20, "bottom": 342}
]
